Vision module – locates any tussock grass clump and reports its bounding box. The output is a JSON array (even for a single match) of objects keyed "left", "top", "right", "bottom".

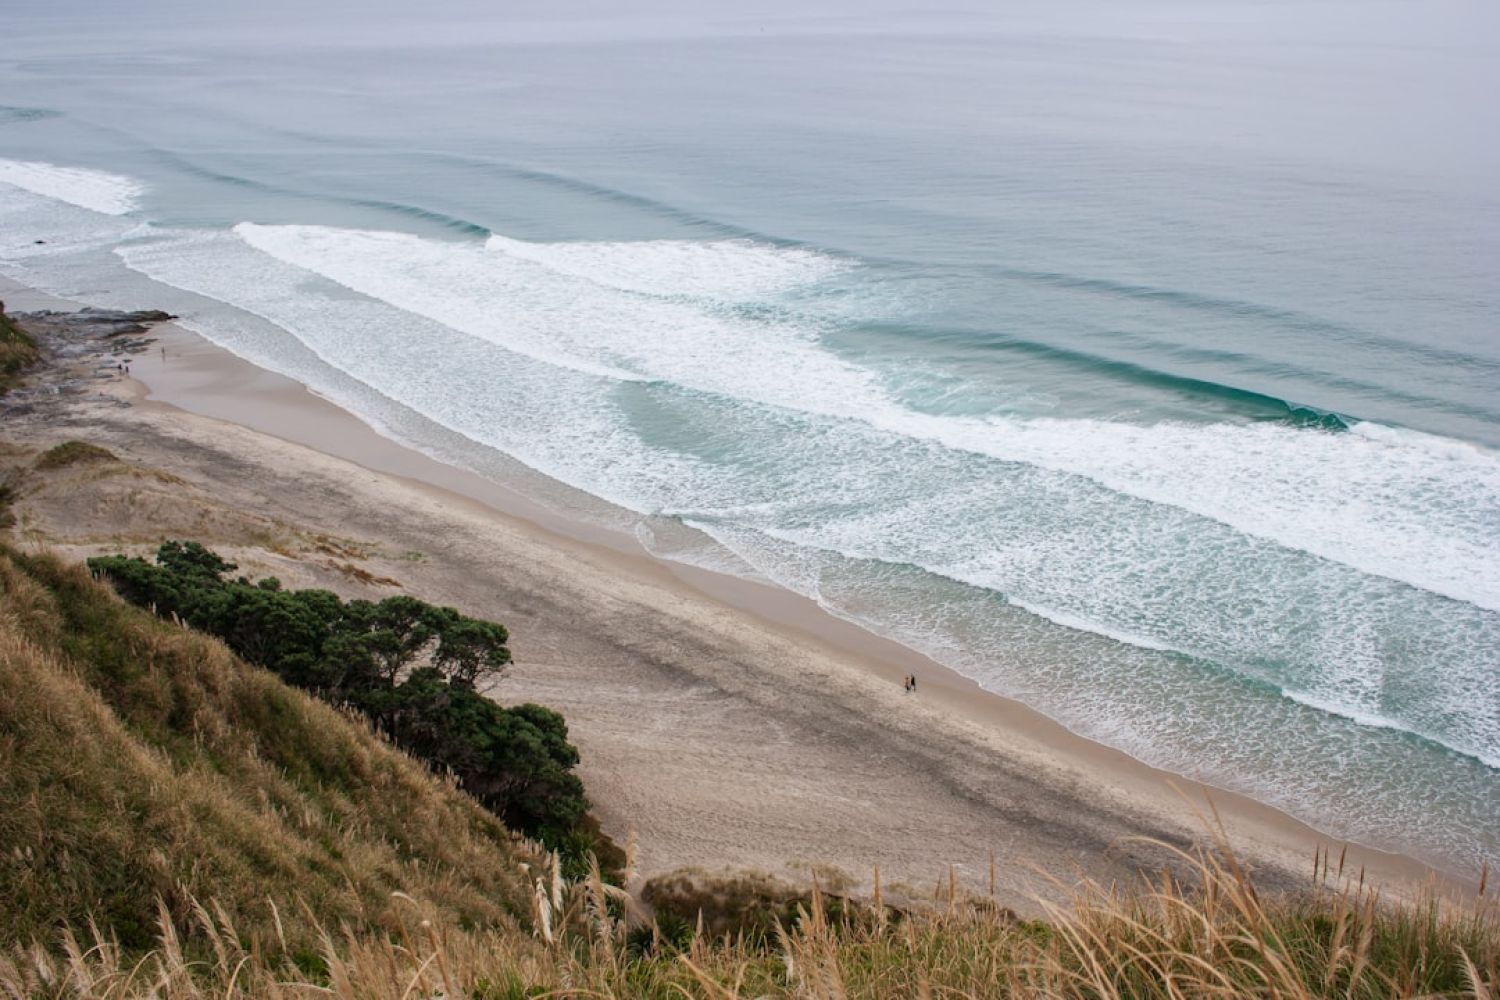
[
  {"left": 33, "top": 440, "right": 117, "bottom": 470},
  {"left": 0, "top": 545, "right": 534, "bottom": 955},
  {"left": 642, "top": 868, "right": 870, "bottom": 943},
  {"left": 0, "top": 309, "right": 39, "bottom": 393}
]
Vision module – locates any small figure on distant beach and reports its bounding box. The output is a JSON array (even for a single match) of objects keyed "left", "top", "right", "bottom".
[{"left": 902, "top": 673, "right": 916, "bottom": 693}]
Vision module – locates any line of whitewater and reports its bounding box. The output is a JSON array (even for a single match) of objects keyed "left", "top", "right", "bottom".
[
  {"left": 218, "top": 222, "right": 1500, "bottom": 615},
  {"left": 0, "top": 157, "right": 143, "bottom": 216}
]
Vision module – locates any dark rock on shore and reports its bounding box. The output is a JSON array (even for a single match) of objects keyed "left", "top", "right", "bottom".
[
  {"left": 0, "top": 304, "right": 175, "bottom": 413},
  {"left": 18, "top": 307, "right": 177, "bottom": 339}
]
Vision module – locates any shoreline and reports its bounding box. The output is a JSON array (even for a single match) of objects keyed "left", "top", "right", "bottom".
[{"left": 0, "top": 275, "right": 1469, "bottom": 904}]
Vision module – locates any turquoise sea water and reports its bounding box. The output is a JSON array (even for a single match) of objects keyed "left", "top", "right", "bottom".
[{"left": 2, "top": 0, "right": 1496, "bottom": 874}]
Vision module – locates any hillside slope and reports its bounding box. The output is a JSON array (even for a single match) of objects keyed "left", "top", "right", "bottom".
[{"left": 0, "top": 545, "right": 534, "bottom": 952}]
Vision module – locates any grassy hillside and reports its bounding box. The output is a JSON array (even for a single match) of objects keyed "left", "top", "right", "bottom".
[
  {"left": 84, "top": 539, "right": 621, "bottom": 877},
  {"left": 0, "top": 545, "right": 534, "bottom": 954},
  {"left": 0, "top": 309, "right": 40, "bottom": 394},
  {"left": 1, "top": 544, "right": 1496, "bottom": 998}
]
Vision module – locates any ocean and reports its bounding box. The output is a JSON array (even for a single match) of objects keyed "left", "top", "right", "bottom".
[{"left": 2, "top": 0, "right": 1496, "bottom": 875}]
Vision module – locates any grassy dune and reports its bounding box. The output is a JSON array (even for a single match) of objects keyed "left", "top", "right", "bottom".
[
  {"left": 1, "top": 542, "right": 1496, "bottom": 998},
  {"left": 0, "top": 546, "right": 534, "bottom": 956}
]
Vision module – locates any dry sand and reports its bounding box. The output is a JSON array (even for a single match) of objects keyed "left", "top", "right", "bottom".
[{"left": 0, "top": 276, "right": 1461, "bottom": 911}]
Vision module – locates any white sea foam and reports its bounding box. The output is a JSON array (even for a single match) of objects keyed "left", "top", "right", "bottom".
[
  {"left": 1347, "top": 419, "right": 1495, "bottom": 462},
  {"left": 227, "top": 222, "right": 1500, "bottom": 615},
  {"left": 115, "top": 221, "right": 1500, "bottom": 776},
  {"left": 234, "top": 222, "right": 883, "bottom": 418},
  {"left": 485, "top": 233, "right": 845, "bottom": 299},
  {"left": 0, "top": 158, "right": 143, "bottom": 216},
  {"left": 1005, "top": 598, "right": 1180, "bottom": 653},
  {"left": 115, "top": 228, "right": 728, "bottom": 517},
  {"left": 907, "top": 412, "right": 1500, "bottom": 614},
  {"left": 0, "top": 191, "right": 143, "bottom": 267},
  {"left": 1281, "top": 687, "right": 1500, "bottom": 771}
]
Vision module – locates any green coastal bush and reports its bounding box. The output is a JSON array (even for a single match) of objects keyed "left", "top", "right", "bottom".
[{"left": 88, "top": 541, "right": 616, "bottom": 871}]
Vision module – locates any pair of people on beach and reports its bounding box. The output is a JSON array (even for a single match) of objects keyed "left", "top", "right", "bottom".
[{"left": 902, "top": 673, "right": 918, "bottom": 693}]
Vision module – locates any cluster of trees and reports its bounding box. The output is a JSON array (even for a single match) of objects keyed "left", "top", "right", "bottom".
[{"left": 88, "top": 542, "right": 606, "bottom": 864}]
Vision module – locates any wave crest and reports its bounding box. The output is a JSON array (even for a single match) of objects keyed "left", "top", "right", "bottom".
[{"left": 0, "top": 158, "right": 142, "bottom": 216}]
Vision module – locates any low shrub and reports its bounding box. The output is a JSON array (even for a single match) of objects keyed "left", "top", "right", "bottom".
[{"left": 34, "top": 439, "right": 118, "bottom": 469}]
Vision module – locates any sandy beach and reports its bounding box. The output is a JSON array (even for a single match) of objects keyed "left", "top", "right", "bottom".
[{"left": 0, "top": 275, "right": 1462, "bottom": 910}]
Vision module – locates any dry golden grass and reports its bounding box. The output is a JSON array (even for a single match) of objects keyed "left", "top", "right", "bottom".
[
  {"left": 327, "top": 559, "right": 403, "bottom": 588},
  {"left": 1, "top": 545, "right": 1495, "bottom": 998},
  {"left": 2, "top": 837, "right": 1495, "bottom": 999},
  {"left": 0, "top": 546, "right": 536, "bottom": 956}
]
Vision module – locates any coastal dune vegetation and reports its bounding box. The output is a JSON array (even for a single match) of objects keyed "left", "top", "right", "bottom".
[
  {"left": 1, "top": 537, "right": 1496, "bottom": 998},
  {"left": 0, "top": 307, "right": 40, "bottom": 395}
]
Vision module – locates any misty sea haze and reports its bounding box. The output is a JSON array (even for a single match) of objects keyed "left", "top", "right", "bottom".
[{"left": 1, "top": 0, "right": 1496, "bottom": 875}]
